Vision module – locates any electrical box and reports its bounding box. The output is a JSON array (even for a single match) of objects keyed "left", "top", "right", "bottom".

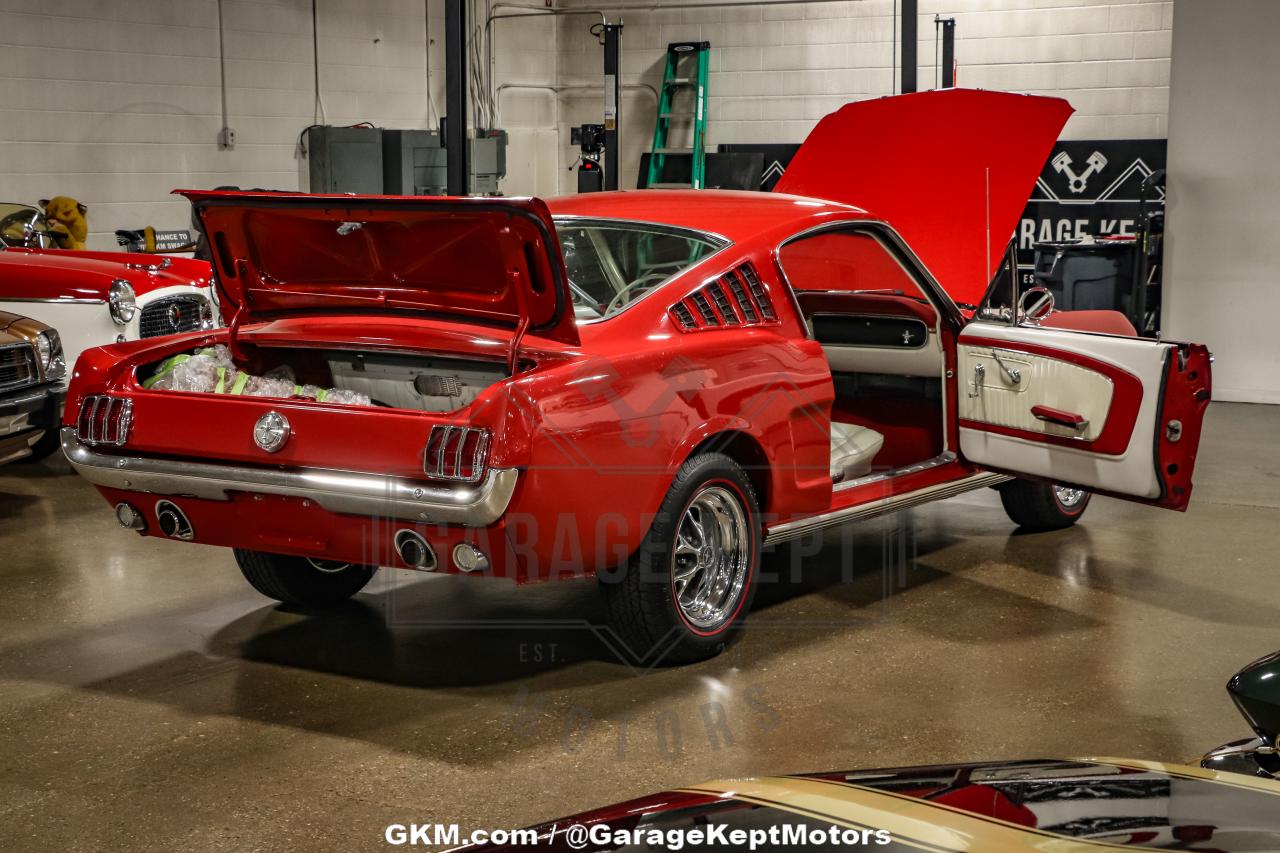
[
  {"left": 306, "top": 126, "right": 384, "bottom": 193},
  {"left": 381, "top": 129, "right": 508, "bottom": 195}
]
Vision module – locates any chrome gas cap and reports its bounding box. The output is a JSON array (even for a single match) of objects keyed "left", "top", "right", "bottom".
[{"left": 253, "top": 411, "right": 291, "bottom": 453}]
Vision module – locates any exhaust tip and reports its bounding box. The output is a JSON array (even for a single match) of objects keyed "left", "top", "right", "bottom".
[
  {"left": 114, "top": 502, "right": 145, "bottom": 532},
  {"left": 394, "top": 529, "right": 436, "bottom": 570},
  {"left": 452, "top": 543, "right": 490, "bottom": 573},
  {"left": 154, "top": 500, "right": 194, "bottom": 541}
]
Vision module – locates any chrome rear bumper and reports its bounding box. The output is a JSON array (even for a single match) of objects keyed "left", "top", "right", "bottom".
[{"left": 61, "top": 428, "right": 518, "bottom": 526}]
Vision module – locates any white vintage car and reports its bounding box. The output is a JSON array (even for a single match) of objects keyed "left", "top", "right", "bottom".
[
  {"left": 0, "top": 247, "right": 216, "bottom": 369},
  {"left": 0, "top": 240, "right": 217, "bottom": 458}
]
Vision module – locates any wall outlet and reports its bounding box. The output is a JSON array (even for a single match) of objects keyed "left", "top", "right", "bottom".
[{"left": 218, "top": 127, "right": 236, "bottom": 150}]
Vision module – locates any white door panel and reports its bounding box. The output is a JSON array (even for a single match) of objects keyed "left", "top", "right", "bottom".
[
  {"left": 958, "top": 345, "right": 1114, "bottom": 442},
  {"left": 958, "top": 321, "right": 1171, "bottom": 500}
]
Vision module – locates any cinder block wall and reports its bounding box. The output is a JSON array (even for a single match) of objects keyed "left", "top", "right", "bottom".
[
  {"left": 1, "top": 0, "right": 1172, "bottom": 242},
  {"left": 0, "top": 0, "right": 559, "bottom": 249},
  {"left": 555, "top": 0, "right": 1173, "bottom": 193}
]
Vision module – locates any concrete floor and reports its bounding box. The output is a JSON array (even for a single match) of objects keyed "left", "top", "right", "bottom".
[{"left": 0, "top": 402, "right": 1276, "bottom": 850}]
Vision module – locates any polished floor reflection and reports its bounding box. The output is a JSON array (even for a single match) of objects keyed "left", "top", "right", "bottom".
[{"left": 1, "top": 403, "right": 1276, "bottom": 850}]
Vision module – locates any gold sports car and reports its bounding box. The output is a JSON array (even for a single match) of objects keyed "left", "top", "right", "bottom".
[{"left": 0, "top": 309, "right": 67, "bottom": 464}]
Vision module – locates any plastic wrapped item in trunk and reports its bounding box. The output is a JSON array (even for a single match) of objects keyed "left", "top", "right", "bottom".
[{"left": 143, "top": 346, "right": 372, "bottom": 406}]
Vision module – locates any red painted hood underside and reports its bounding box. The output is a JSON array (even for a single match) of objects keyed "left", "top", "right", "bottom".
[
  {"left": 774, "top": 89, "right": 1073, "bottom": 306},
  {"left": 180, "top": 191, "right": 578, "bottom": 345}
]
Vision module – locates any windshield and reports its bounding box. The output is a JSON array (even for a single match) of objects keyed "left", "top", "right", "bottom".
[
  {"left": 554, "top": 220, "right": 724, "bottom": 321},
  {"left": 0, "top": 202, "right": 52, "bottom": 249}
]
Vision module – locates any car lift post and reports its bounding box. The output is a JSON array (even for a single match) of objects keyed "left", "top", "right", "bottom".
[
  {"left": 901, "top": 0, "right": 917, "bottom": 93},
  {"left": 603, "top": 22, "right": 623, "bottom": 191},
  {"left": 939, "top": 16, "right": 956, "bottom": 88},
  {"left": 444, "top": 0, "right": 469, "bottom": 196}
]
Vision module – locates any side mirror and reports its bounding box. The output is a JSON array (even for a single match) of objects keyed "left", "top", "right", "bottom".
[
  {"left": 1018, "top": 285, "right": 1055, "bottom": 324},
  {"left": 1229, "top": 649, "right": 1280, "bottom": 747}
]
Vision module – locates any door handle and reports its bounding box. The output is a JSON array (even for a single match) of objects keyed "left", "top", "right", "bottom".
[
  {"left": 1031, "top": 404, "right": 1088, "bottom": 430},
  {"left": 968, "top": 363, "right": 985, "bottom": 398}
]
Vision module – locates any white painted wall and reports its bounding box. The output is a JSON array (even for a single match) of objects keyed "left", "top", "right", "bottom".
[
  {"left": 1163, "top": 0, "right": 1280, "bottom": 404},
  {"left": 1, "top": 1, "right": 1175, "bottom": 244},
  {"left": 0, "top": 0, "right": 558, "bottom": 249},
  {"left": 555, "top": 0, "right": 1174, "bottom": 193}
]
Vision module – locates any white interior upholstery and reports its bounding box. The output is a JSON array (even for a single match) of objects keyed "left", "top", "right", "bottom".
[{"left": 829, "top": 422, "right": 885, "bottom": 482}]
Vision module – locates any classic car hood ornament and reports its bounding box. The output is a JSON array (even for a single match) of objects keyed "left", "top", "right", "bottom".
[
  {"left": 178, "top": 191, "right": 579, "bottom": 347},
  {"left": 775, "top": 88, "right": 1073, "bottom": 306}
]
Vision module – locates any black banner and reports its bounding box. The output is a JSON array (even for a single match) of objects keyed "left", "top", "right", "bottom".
[
  {"left": 720, "top": 139, "right": 1166, "bottom": 283},
  {"left": 1017, "top": 138, "right": 1166, "bottom": 283},
  {"left": 717, "top": 143, "right": 800, "bottom": 191}
]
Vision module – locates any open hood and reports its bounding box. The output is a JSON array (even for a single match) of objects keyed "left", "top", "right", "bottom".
[
  {"left": 180, "top": 191, "right": 578, "bottom": 345},
  {"left": 774, "top": 89, "right": 1073, "bottom": 306}
]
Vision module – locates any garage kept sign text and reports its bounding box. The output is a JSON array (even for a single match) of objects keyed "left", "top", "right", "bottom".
[{"left": 1018, "top": 138, "right": 1166, "bottom": 283}]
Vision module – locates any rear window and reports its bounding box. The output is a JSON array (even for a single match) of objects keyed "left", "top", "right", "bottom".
[{"left": 555, "top": 220, "right": 725, "bottom": 321}]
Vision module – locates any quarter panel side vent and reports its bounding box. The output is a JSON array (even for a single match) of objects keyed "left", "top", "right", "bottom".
[{"left": 668, "top": 261, "right": 779, "bottom": 332}]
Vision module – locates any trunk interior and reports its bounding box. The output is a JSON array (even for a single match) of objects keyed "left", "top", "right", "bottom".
[{"left": 139, "top": 344, "right": 510, "bottom": 414}]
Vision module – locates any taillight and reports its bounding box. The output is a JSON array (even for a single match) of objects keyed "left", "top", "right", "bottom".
[
  {"left": 76, "top": 395, "right": 133, "bottom": 446},
  {"left": 424, "top": 426, "right": 489, "bottom": 483}
]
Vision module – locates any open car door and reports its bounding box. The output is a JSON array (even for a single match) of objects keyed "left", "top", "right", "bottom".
[{"left": 957, "top": 310, "right": 1211, "bottom": 510}]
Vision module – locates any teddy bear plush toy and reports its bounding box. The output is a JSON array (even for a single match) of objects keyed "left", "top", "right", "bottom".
[{"left": 40, "top": 196, "right": 88, "bottom": 250}]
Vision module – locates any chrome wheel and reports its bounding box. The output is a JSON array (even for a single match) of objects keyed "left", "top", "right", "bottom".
[
  {"left": 306, "top": 558, "right": 351, "bottom": 574},
  {"left": 671, "top": 484, "right": 751, "bottom": 630},
  {"left": 1054, "top": 485, "right": 1087, "bottom": 509}
]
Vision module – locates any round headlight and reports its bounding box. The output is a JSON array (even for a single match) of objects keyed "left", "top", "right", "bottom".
[
  {"left": 36, "top": 330, "right": 66, "bottom": 380},
  {"left": 108, "top": 279, "right": 136, "bottom": 325}
]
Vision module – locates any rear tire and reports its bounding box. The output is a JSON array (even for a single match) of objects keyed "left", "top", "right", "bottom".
[
  {"left": 234, "top": 548, "right": 375, "bottom": 608},
  {"left": 999, "top": 480, "right": 1091, "bottom": 531},
  {"left": 599, "top": 452, "right": 761, "bottom": 665}
]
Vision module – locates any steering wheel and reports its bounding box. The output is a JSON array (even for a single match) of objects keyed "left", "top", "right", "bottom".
[
  {"left": 604, "top": 278, "right": 655, "bottom": 316},
  {"left": 0, "top": 208, "right": 48, "bottom": 248}
]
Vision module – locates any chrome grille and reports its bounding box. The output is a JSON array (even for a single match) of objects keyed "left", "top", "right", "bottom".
[
  {"left": 0, "top": 342, "right": 37, "bottom": 392},
  {"left": 139, "top": 296, "right": 205, "bottom": 339}
]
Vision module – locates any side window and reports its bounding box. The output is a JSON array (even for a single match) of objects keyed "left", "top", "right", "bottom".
[
  {"left": 779, "top": 230, "right": 932, "bottom": 301},
  {"left": 558, "top": 227, "right": 614, "bottom": 307},
  {"left": 778, "top": 229, "right": 939, "bottom": 328}
]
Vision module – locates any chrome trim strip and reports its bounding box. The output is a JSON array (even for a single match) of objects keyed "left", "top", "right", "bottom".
[
  {"left": 0, "top": 296, "right": 107, "bottom": 305},
  {"left": 833, "top": 451, "right": 957, "bottom": 492},
  {"left": 764, "top": 470, "right": 1011, "bottom": 544},
  {"left": 61, "top": 428, "right": 519, "bottom": 526}
]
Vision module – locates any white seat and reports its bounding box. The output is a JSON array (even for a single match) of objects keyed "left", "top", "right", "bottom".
[{"left": 830, "top": 422, "right": 885, "bottom": 483}]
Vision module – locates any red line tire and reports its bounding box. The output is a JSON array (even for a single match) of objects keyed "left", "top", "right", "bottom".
[
  {"left": 998, "top": 479, "right": 1091, "bottom": 531},
  {"left": 599, "top": 452, "right": 761, "bottom": 665}
]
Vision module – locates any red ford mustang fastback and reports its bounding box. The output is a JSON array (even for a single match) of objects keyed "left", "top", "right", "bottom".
[{"left": 61, "top": 90, "right": 1211, "bottom": 663}]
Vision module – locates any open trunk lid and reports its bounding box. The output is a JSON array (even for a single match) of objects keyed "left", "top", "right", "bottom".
[
  {"left": 180, "top": 191, "right": 579, "bottom": 346},
  {"left": 774, "top": 89, "right": 1073, "bottom": 307}
]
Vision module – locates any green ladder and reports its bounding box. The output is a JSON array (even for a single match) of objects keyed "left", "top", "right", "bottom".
[{"left": 646, "top": 41, "right": 710, "bottom": 189}]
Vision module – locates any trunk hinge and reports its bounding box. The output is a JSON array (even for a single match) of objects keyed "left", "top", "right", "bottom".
[
  {"left": 226, "top": 304, "right": 248, "bottom": 365},
  {"left": 508, "top": 266, "right": 531, "bottom": 374}
]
